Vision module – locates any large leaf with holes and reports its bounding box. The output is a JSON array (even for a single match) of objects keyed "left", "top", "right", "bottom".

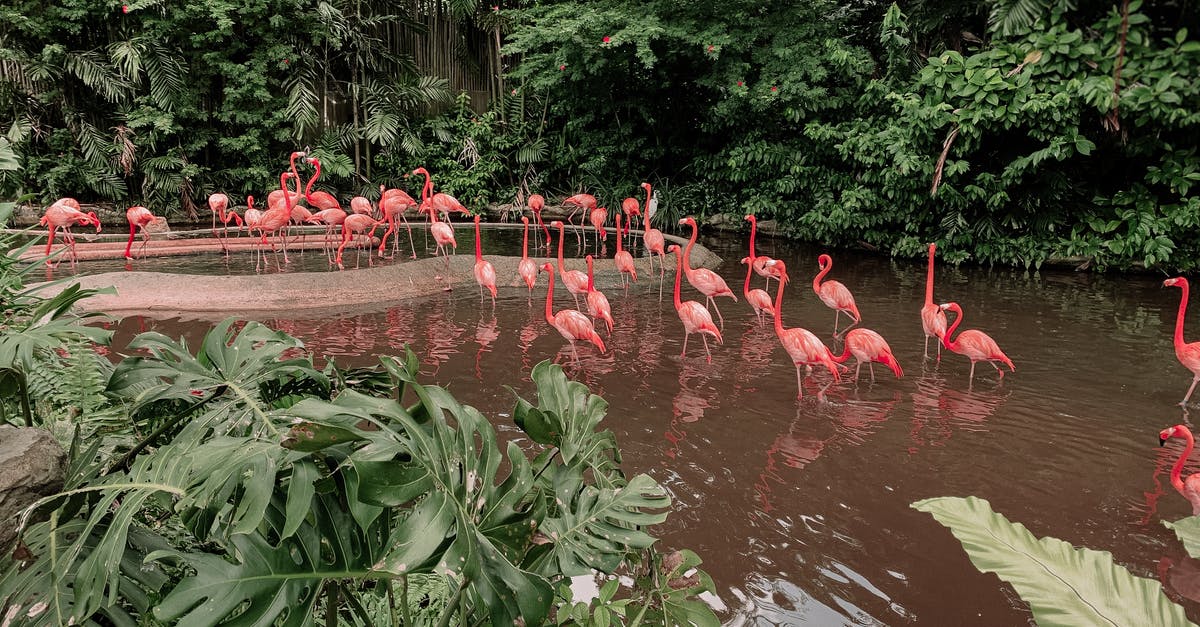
[{"left": 912, "top": 496, "right": 1195, "bottom": 626}]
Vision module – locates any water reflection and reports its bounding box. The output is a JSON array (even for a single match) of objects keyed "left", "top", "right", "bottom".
[{"left": 907, "top": 368, "right": 1009, "bottom": 454}]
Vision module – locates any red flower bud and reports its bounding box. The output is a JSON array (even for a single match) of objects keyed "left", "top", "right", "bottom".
[
  {"left": 737, "top": 81, "right": 743, "bottom": 87},
  {"left": 121, "top": 4, "right": 129, "bottom": 13},
  {"left": 511, "top": 88, "right": 517, "bottom": 95},
  {"left": 283, "top": 59, "right": 289, "bottom": 64},
  {"left": 559, "top": 64, "right": 566, "bottom": 71},
  {"left": 602, "top": 36, "right": 611, "bottom": 44},
  {"left": 770, "top": 85, "right": 778, "bottom": 92},
  {"left": 706, "top": 45, "right": 715, "bottom": 52},
  {"left": 491, "top": 5, "right": 499, "bottom": 11}
]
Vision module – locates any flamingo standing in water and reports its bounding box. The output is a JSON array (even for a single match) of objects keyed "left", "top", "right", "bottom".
[
  {"left": 207, "top": 193, "right": 243, "bottom": 253},
  {"left": 746, "top": 214, "right": 781, "bottom": 291},
  {"left": 770, "top": 260, "right": 842, "bottom": 398},
  {"left": 473, "top": 216, "right": 497, "bottom": 307},
  {"left": 39, "top": 199, "right": 100, "bottom": 266},
  {"left": 922, "top": 243, "right": 948, "bottom": 360},
  {"left": 305, "top": 206, "right": 347, "bottom": 262},
  {"left": 833, "top": 328, "right": 903, "bottom": 382},
  {"left": 257, "top": 172, "right": 298, "bottom": 269},
  {"left": 123, "top": 205, "right": 162, "bottom": 260},
  {"left": 585, "top": 255, "right": 614, "bottom": 334},
  {"left": 588, "top": 205, "right": 608, "bottom": 256},
  {"left": 740, "top": 256, "right": 774, "bottom": 326},
  {"left": 541, "top": 263, "right": 606, "bottom": 361},
  {"left": 1165, "top": 278, "right": 1200, "bottom": 406},
  {"left": 335, "top": 213, "right": 381, "bottom": 270},
  {"left": 678, "top": 216, "right": 737, "bottom": 329},
  {"left": 562, "top": 193, "right": 595, "bottom": 248},
  {"left": 613, "top": 213, "right": 637, "bottom": 287},
  {"left": 813, "top": 254, "right": 861, "bottom": 337},
  {"left": 1160, "top": 424, "right": 1200, "bottom": 514},
  {"left": 553, "top": 220, "right": 588, "bottom": 308},
  {"left": 528, "top": 193, "right": 550, "bottom": 250},
  {"left": 518, "top": 216, "right": 537, "bottom": 298},
  {"left": 668, "top": 244, "right": 722, "bottom": 363},
  {"left": 378, "top": 185, "right": 418, "bottom": 259},
  {"left": 938, "top": 302, "right": 1015, "bottom": 383},
  {"left": 640, "top": 182, "right": 667, "bottom": 294},
  {"left": 303, "top": 156, "right": 342, "bottom": 213}
]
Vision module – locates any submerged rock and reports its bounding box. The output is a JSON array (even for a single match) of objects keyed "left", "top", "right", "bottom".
[{"left": 0, "top": 425, "right": 66, "bottom": 552}]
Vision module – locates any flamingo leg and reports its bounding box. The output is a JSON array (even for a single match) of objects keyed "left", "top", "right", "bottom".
[
  {"left": 795, "top": 365, "right": 804, "bottom": 399},
  {"left": 707, "top": 296, "right": 726, "bottom": 331},
  {"left": 869, "top": 362, "right": 876, "bottom": 382},
  {"left": 832, "top": 310, "right": 841, "bottom": 336},
  {"left": 924, "top": 335, "right": 930, "bottom": 359},
  {"left": 701, "top": 334, "right": 712, "bottom": 364},
  {"left": 1183, "top": 375, "right": 1200, "bottom": 407},
  {"left": 43, "top": 225, "right": 57, "bottom": 265},
  {"left": 403, "top": 216, "right": 417, "bottom": 259},
  {"left": 681, "top": 332, "right": 690, "bottom": 358},
  {"left": 854, "top": 362, "right": 862, "bottom": 382},
  {"left": 968, "top": 361, "right": 977, "bottom": 384}
]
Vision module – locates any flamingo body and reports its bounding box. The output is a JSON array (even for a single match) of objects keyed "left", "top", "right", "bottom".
[
  {"left": 836, "top": 328, "right": 903, "bottom": 381},
  {"left": 669, "top": 244, "right": 723, "bottom": 363},
  {"left": 473, "top": 216, "right": 497, "bottom": 305},
  {"left": 922, "top": 243, "right": 948, "bottom": 359},
  {"left": 541, "top": 262, "right": 605, "bottom": 358},
  {"left": 518, "top": 217, "right": 537, "bottom": 295},
  {"left": 124, "top": 205, "right": 159, "bottom": 260},
  {"left": 1165, "top": 278, "right": 1200, "bottom": 406},
  {"left": 585, "top": 255, "right": 614, "bottom": 334},
  {"left": 938, "top": 302, "right": 1014, "bottom": 383},
  {"left": 813, "top": 254, "right": 861, "bottom": 335},
  {"left": 1161, "top": 424, "right": 1200, "bottom": 515}
]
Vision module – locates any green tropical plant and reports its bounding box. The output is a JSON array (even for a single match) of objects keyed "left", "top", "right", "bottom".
[
  {"left": 2, "top": 318, "right": 716, "bottom": 625},
  {"left": 912, "top": 496, "right": 1197, "bottom": 626}
]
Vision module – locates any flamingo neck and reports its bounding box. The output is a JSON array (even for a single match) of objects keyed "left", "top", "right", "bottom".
[
  {"left": 474, "top": 219, "right": 482, "bottom": 261},
  {"left": 1175, "top": 281, "right": 1190, "bottom": 348},
  {"left": 682, "top": 222, "right": 698, "bottom": 277},
  {"left": 942, "top": 305, "right": 963, "bottom": 351},
  {"left": 544, "top": 269, "right": 555, "bottom": 324},
  {"left": 672, "top": 252, "right": 683, "bottom": 310},
  {"left": 813, "top": 260, "right": 831, "bottom": 294},
  {"left": 586, "top": 257, "right": 595, "bottom": 291},
  {"left": 772, "top": 276, "right": 786, "bottom": 335},
  {"left": 280, "top": 174, "right": 293, "bottom": 211},
  {"left": 742, "top": 259, "right": 753, "bottom": 297},
  {"left": 521, "top": 221, "right": 529, "bottom": 259},
  {"left": 615, "top": 214, "right": 624, "bottom": 253},
  {"left": 748, "top": 217, "right": 758, "bottom": 260},
  {"left": 1171, "top": 428, "right": 1195, "bottom": 495},
  {"left": 304, "top": 160, "right": 320, "bottom": 204},
  {"left": 536, "top": 210, "right": 549, "bottom": 241},
  {"left": 556, "top": 225, "right": 566, "bottom": 273},
  {"left": 643, "top": 186, "right": 652, "bottom": 228},
  {"left": 925, "top": 244, "right": 936, "bottom": 306}
]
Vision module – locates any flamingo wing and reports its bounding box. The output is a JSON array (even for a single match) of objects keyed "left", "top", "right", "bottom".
[
  {"left": 957, "top": 330, "right": 1014, "bottom": 370},
  {"left": 475, "top": 260, "right": 497, "bottom": 297},
  {"left": 690, "top": 268, "right": 737, "bottom": 299},
  {"left": 819, "top": 280, "right": 859, "bottom": 319},
  {"left": 678, "top": 301, "right": 722, "bottom": 341},
  {"left": 519, "top": 258, "right": 538, "bottom": 289}
]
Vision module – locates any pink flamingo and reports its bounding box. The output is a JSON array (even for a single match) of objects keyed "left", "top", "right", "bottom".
[
  {"left": 1165, "top": 278, "right": 1200, "bottom": 406},
  {"left": 813, "top": 254, "right": 861, "bottom": 336},
  {"left": 562, "top": 193, "right": 595, "bottom": 247},
  {"left": 378, "top": 185, "right": 418, "bottom": 258},
  {"left": 613, "top": 213, "right": 637, "bottom": 287},
  {"left": 833, "top": 328, "right": 903, "bottom": 382},
  {"left": 740, "top": 256, "right": 774, "bottom": 326},
  {"left": 528, "top": 193, "right": 550, "bottom": 250},
  {"left": 640, "top": 182, "right": 667, "bottom": 292},
  {"left": 473, "top": 216, "right": 497, "bottom": 307},
  {"left": 303, "top": 156, "right": 342, "bottom": 212},
  {"left": 1160, "top": 424, "right": 1200, "bottom": 514},
  {"left": 207, "top": 193, "right": 243, "bottom": 253},
  {"left": 518, "top": 216, "right": 537, "bottom": 298},
  {"left": 335, "top": 213, "right": 381, "bottom": 270},
  {"left": 419, "top": 183, "right": 457, "bottom": 267},
  {"left": 668, "top": 244, "right": 722, "bottom": 363},
  {"left": 678, "top": 216, "right": 737, "bottom": 329},
  {"left": 541, "top": 262, "right": 606, "bottom": 361},
  {"left": 922, "top": 243, "right": 948, "bottom": 360},
  {"left": 938, "top": 302, "right": 1015, "bottom": 383},
  {"left": 553, "top": 220, "right": 588, "bottom": 308},
  {"left": 620, "top": 196, "right": 640, "bottom": 250},
  {"left": 123, "top": 205, "right": 161, "bottom": 260},
  {"left": 267, "top": 151, "right": 306, "bottom": 209},
  {"left": 39, "top": 198, "right": 100, "bottom": 266},
  {"left": 305, "top": 207, "right": 347, "bottom": 261},
  {"left": 585, "top": 255, "right": 614, "bottom": 334},
  {"left": 588, "top": 205, "right": 608, "bottom": 255},
  {"left": 746, "top": 214, "right": 782, "bottom": 291},
  {"left": 770, "top": 261, "right": 842, "bottom": 398},
  {"left": 257, "top": 172, "right": 298, "bottom": 268},
  {"left": 350, "top": 195, "right": 374, "bottom": 217}
]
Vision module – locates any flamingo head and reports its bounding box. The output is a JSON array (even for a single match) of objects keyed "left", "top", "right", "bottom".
[
  {"left": 817, "top": 253, "right": 832, "bottom": 269},
  {"left": 528, "top": 194, "right": 544, "bottom": 210},
  {"left": 85, "top": 211, "right": 102, "bottom": 231},
  {"left": 540, "top": 262, "right": 554, "bottom": 273},
  {"left": 929, "top": 242, "right": 937, "bottom": 254},
  {"left": 1161, "top": 424, "right": 1191, "bottom": 446},
  {"left": 740, "top": 256, "right": 751, "bottom": 265},
  {"left": 745, "top": 214, "right": 756, "bottom": 224},
  {"left": 412, "top": 167, "right": 428, "bottom": 176},
  {"left": 938, "top": 302, "right": 962, "bottom": 317},
  {"left": 678, "top": 217, "right": 695, "bottom": 227},
  {"left": 766, "top": 259, "right": 787, "bottom": 282},
  {"left": 640, "top": 182, "right": 651, "bottom": 193},
  {"left": 246, "top": 195, "right": 255, "bottom": 209},
  {"left": 667, "top": 244, "right": 681, "bottom": 255},
  {"left": 305, "top": 157, "right": 318, "bottom": 167},
  {"left": 551, "top": 220, "right": 563, "bottom": 229},
  {"left": 1165, "top": 277, "right": 1188, "bottom": 289},
  {"left": 521, "top": 216, "right": 529, "bottom": 225}
]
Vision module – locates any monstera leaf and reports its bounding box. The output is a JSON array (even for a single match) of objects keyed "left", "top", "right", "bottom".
[
  {"left": 913, "top": 496, "right": 1196, "bottom": 627},
  {"left": 108, "top": 318, "right": 328, "bottom": 443},
  {"left": 511, "top": 360, "right": 623, "bottom": 488},
  {"left": 1165, "top": 516, "right": 1200, "bottom": 559}
]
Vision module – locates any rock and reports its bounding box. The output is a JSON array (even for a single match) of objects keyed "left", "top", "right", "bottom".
[{"left": 0, "top": 426, "right": 66, "bottom": 552}]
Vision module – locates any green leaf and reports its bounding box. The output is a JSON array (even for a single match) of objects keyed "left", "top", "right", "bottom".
[
  {"left": 1165, "top": 516, "right": 1200, "bottom": 559},
  {"left": 912, "top": 496, "right": 1195, "bottom": 626}
]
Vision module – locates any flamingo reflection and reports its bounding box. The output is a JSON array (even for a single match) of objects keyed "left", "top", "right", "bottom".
[
  {"left": 907, "top": 370, "right": 1009, "bottom": 454},
  {"left": 663, "top": 360, "right": 715, "bottom": 461},
  {"left": 474, "top": 313, "right": 499, "bottom": 380}
]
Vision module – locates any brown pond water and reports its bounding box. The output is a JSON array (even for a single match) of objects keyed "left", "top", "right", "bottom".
[{"left": 100, "top": 233, "right": 1200, "bottom": 625}]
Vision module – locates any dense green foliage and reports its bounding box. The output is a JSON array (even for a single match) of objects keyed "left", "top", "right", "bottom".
[
  {"left": 4, "top": 0, "right": 1200, "bottom": 269},
  {"left": 0, "top": 254, "right": 716, "bottom": 624}
]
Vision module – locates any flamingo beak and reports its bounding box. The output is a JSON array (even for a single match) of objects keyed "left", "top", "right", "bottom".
[{"left": 1161, "top": 437, "right": 1168, "bottom": 446}]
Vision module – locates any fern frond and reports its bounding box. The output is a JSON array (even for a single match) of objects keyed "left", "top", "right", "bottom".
[{"left": 64, "top": 50, "right": 134, "bottom": 104}]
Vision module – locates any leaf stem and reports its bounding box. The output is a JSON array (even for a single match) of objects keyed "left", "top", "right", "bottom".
[
  {"left": 401, "top": 573, "right": 412, "bottom": 626},
  {"left": 435, "top": 577, "right": 469, "bottom": 627},
  {"left": 106, "top": 384, "right": 227, "bottom": 475},
  {"left": 325, "top": 581, "right": 339, "bottom": 627}
]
